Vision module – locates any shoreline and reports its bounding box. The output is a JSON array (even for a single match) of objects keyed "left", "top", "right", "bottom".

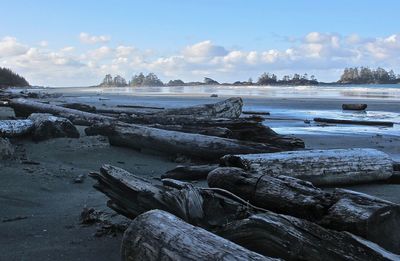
[{"left": 1, "top": 91, "right": 399, "bottom": 260}]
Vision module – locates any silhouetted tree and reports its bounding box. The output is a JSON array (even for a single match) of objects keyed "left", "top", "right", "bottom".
[{"left": 0, "top": 67, "right": 29, "bottom": 88}]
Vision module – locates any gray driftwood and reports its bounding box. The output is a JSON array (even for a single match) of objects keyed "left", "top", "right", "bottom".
[
  {"left": 342, "top": 104, "right": 368, "bottom": 110},
  {"left": 208, "top": 167, "right": 400, "bottom": 253},
  {"left": 221, "top": 148, "right": 394, "bottom": 186},
  {"left": 314, "top": 117, "right": 394, "bottom": 127},
  {"left": 0, "top": 119, "right": 34, "bottom": 137},
  {"left": 90, "top": 165, "right": 398, "bottom": 261},
  {"left": 86, "top": 122, "right": 281, "bottom": 160},
  {"left": 162, "top": 164, "right": 219, "bottom": 180},
  {"left": 121, "top": 210, "right": 276, "bottom": 261}
]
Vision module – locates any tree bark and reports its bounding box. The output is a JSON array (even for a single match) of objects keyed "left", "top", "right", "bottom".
[
  {"left": 314, "top": 117, "right": 393, "bottom": 127},
  {"left": 221, "top": 148, "right": 394, "bottom": 186},
  {"left": 208, "top": 167, "right": 400, "bottom": 253},
  {"left": 86, "top": 122, "right": 281, "bottom": 160},
  {"left": 91, "top": 165, "right": 398, "bottom": 261},
  {"left": 218, "top": 213, "right": 399, "bottom": 261},
  {"left": 162, "top": 164, "right": 219, "bottom": 180},
  {"left": 121, "top": 210, "right": 276, "bottom": 261},
  {"left": 342, "top": 104, "right": 368, "bottom": 110},
  {"left": 9, "top": 98, "right": 114, "bottom": 125},
  {"left": 0, "top": 119, "right": 34, "bottom": 137}
]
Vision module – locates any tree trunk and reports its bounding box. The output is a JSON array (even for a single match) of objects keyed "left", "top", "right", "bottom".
[
  {"left": 90, "top": 165, "right": 398, "bottom": 261},
  {"left": 9, "top": 98, "right": 114, "bottom": 125},
  {"left": 121, "top": 210, "right": 276, "bottom": 261},
  {"left": 218, "top": 213, "right": 399, "bottom": 261},
  {"left": 0, "top": 119, "right": 34, "bottom": 137},
  {"left": 86, "top": 122, "right": 281, "bottom": 160},
  {"left": 221, "top": 148, "right": 394, "bottom": 186},
  {"left": 314, "top": 117, "right": 394, "bottom": 127},
  {"left": 119, "top": 115, "right": 304, "bottom": 149},
  {"left": 162, "top": 164, "right": 219, "bottom": 180},
  {"left": 208, "top": 167, "right": 400, "bottom": 253},
  {"left": 342, "top": 104, "right": 368, "bottom": 110},
  {"left": 148, "top": 124, "right": 232, "bottom": 138}
]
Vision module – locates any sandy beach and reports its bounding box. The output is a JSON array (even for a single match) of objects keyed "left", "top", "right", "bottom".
[{"left": 1, "top": 90, "right": 399, "bottom": 260}]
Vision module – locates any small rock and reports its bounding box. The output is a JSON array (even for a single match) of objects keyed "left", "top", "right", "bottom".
[
  {"left": 210, "top": 94, "right": 218, "bottom": 97},
  {"left": 304, "top": 120, "right": 311, "bottom": 124},
  {"left": 73, "top": 174, "right": 85, "bottom": 184}
]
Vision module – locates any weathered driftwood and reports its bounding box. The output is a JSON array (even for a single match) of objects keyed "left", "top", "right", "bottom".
[
  {"left": 9, "top": 98, "right": 114, "bottom": 125},
  {"left": 221, "top": 148, "right": 394, "bottom": 186},
  {"left": 0, "top": 119, "right": 34, "bottom": 137},
  {"left": 119, "top": 115, "right": 304, "bottom": 150},
  {"left": 61, "top": 103, "right": 96, "bottom": 112},
  {"left": 156, "top": 97, "right": 243, "bottom": 118},
  {"left": 116, "top": 104, "right": 164, "bottom": 110},
  {"left": 208, "top": 167, "right": 400, "bottom": 253},
  {"left": 148, "top": 124, "right": 232, "bottom": 138},
  {"left": 121, "top": 210, "right": 276, "bottom": 261},
  {"left": 90, "top": 165, "right": 399, "bottom": 261},
  {"left": 342, "top": 104, "right": 368, "bottom": 110},
  {"left": 242, "top": 111, "right": 270, "bottom": 115},
  {"left": 86, "top": 122, "right": 281, "bottom": 160},
  {"left": 28, "top": 113, "right": 80, "bottom": 141},
  {"left": 218, "top": 213, "right": 399, "bottom": 261},
  {"left": 314, "top": 117, "right": 394, "bottom": 127},
  {"left": 162, "top": 164, "right": 219, "bottom": 180}
]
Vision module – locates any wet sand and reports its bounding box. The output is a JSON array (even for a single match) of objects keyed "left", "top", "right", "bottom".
[{"left": 1, "top": 93, "right": 399, "bottom": 260}]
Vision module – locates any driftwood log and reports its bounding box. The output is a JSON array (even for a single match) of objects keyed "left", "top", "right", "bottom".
[
  {"left": 314, "top": 117, "right": 394, "bottom": 127},
  {"left": 0, "top": 119, "right": 34, "bottom": 137},
  {"left": 208, "top": 167, "right": 400, "bottom": 253},
  {"left": 162, "top": 164, "right": 219, "bottom": 180},
  {"left": 9, "top": 98, "right": 114, "bottom": 125},
  {"left": 342, "top": 104, "right": 368, "bottom": 110},
  {"left": 221, "top": 148, "right": 394, "bottom": 186},
  {"left": 90, "top": 165, "right": 399, "bottom": 261},
  {"left": 121, "top": 210, "right": 276, "bottom": 261},
  {"left": 119, "top": 115, "right": 304, "bottom": 150},
  {"left": 86, "top": 122, "right": 281, "bottom": 160}
]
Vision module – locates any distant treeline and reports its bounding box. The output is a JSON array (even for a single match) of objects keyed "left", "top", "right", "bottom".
[
  {"left": 99, "top": 67, "right": 400, "bottom": 87},
  {"left": 338, "top": 67, "right": 400, "bottom": 84},
  {"left": 0, "top": 67, "right": 29, "bottom": 88},
  {"left": 99, "top": 72, "right": 319, "bottom": 87}
]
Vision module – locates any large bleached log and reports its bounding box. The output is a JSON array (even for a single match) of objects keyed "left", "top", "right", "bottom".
[
  {"left": 148, "top": 124, "right": 232, "bottom": 138},
  {"left": 120, "top": 115, "right": 304, "bottom": 150},
  {"left": 208, "top": 167, "right": 400, "bottom": 253},
  {"left": 314, "top": 117, "right": 394, "bottom": 127},
  {"left": 157, "top": 97, "right": 243, "bottom": 118},
  {"left": 221, "top": 148, "right": 394, "bottom": 186},
  {"left": 86, "top": 122, "right": 281, "bottom": 160},
  {"left": 162, "top": 164, "right": 219, "bottom": 180},
  {"left": 0, "top": 119, "right": 34, "bottom": 137},
  {"left": 9, "top": 98, "right": 114, "bottom": 125},
  {"left": 90, "top": 165, "right": 398, "bottom": 261},
  {"left": 28, "top": 113, "right": 80, "bottom": 141},
  {"left": 121, "top": 210, "right": 276, "bottom": 261},
  {"left": 218, "top": 213, "right": 399, "bottom": 261}
]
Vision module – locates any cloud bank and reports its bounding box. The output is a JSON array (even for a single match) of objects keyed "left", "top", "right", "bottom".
[{"left": 0, "top": 32, "right": 399, "bottom": 86}]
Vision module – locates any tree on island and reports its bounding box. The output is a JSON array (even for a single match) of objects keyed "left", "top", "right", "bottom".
[
  {"left": 257, "top": 72, "right": 318, "bottom": 85},
  {"left": 204, "top": 77, "right": 219, "bottom": 85},
  {"left": 0, "top": 67, "right": 29, "bottom": 88},
  {"left": 99, "top": 74, "right": 128, "bottom": 87},
  {"left": 338, "top": 67, "right": 400, "bottom": 84},
  {"left": 167, "top": 79, "right": 185, "bottom": 86}
]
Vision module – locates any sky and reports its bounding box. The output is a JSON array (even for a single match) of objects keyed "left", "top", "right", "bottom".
[{"left": 1, "top": 0, "right": 400, "bottom": 86}]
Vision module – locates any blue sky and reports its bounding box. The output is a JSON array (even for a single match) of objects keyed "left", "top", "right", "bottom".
[{"left": 1, "top": 0, "right": 400, "bottom": 86}]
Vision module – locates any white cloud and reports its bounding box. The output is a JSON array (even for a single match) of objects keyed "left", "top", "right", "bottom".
[
  {"left": 0, "top": 36, "right": 29, "bottom": 58},
  {"left": 79, "top": 32, "right": 110, "bottom": 44},
  {"left": 3, "top": 33, "right": 400, "bottom": 86}
]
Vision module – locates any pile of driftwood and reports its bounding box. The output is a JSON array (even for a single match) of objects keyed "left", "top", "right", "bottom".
[
  {"left": 90, "top": 164, "right": 400, "bottom": 260},
  {"left": 3, "top": 97, "right": 304, "bottom": 160}
]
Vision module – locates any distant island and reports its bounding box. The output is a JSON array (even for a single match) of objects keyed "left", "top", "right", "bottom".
[
  {"left": 0, "top": 67, "right": 29, "bottom": 88},
  {"left": 98, "top": 67, "right": 400, "bottom": 87},
  {"left": 338, "top": 67, "right": 400, "bottom": 84},
  {"left": 98, "top": 72, "right": 319, "bottom": 87}
]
